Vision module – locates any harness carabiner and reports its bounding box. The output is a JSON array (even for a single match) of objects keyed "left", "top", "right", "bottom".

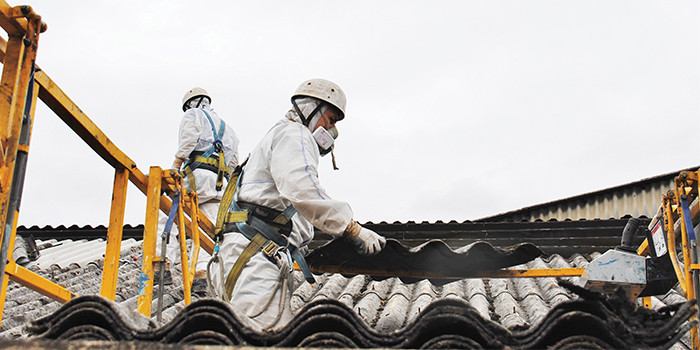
[
  {"left": 213, "top": 139, "right": 224, "bottom": 152},
  {"left": 206, "top": 234, "right": 227, "bottom": 300}
]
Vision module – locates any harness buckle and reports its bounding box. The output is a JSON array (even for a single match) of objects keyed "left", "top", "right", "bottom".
[
  {"left": 261, "top": 240, "right": 279, "bottom": 258},
  {"left": 213, "top": 139, "right": 223, "bottom": 152}
]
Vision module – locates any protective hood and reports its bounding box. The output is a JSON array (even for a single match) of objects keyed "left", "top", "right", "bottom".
[
  {"left": 286, "top": 97, "right": 328, "bottom": 131},
  {"left": 287, "top": 97, "right": 339, "bottom": 159},
  {"left": 185, "top": 96, "right": 211, "bottom": 111}
]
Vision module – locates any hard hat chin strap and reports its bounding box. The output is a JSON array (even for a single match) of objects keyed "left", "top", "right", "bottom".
[
  {"left": 291, "top": 97, "right": 340, "bottom": 171},
  {"left": 331, "top": 149, "right": 339, "bottom": 170},
  {"left": 292, "top": 97, "right": 326, "bottom": 127},
  {"left": 184, "top": 96, "right": 209, "bottom": 111}
]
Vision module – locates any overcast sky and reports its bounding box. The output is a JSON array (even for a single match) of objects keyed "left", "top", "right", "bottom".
[{"left": 14, "top": 1, "right": 700, "bottom": 227}]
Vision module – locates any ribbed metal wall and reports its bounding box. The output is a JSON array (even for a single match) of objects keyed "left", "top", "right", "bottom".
[
  {"left": 480, "top": 176, "right": 680, "bottom": 222},
  {"left": 525, "top": 179, "right": 672, "bottom": 221}
]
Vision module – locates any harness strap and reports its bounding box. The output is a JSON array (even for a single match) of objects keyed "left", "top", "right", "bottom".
[
  {"left": 182, "top": 166, "right": 197, "bottom": 193},
  {"left": 185, "top": 155, "right": 231, "bottom": 177},
  {"left": 291, "top": 247, "right": 314, "bottom": 283},
  {"left": 183, "top": 109, "right": 229, "bottom": 191},
  {"left": 202, "top": 110, "right": 227, "bottom": 191},
  {"left": 215, "top": 160, "right": 248, "bottom": 238},
  {"left": 243, "top": 214, "right": 315, "bottom": 283},
  {"left": 222, "top": 203, "right": 315, "bottom": 300},
  {"left": 223, "top": 233, "right": 273, "bottom": 301},
  {"left": 238, "top": 201, "right": 293, "bottom": 235},
  {"left": 226, "top": 211, "right": 249, "bottom": 224},
  {"left": 214, "top": 162, "right": 315, "bottom": 301}
]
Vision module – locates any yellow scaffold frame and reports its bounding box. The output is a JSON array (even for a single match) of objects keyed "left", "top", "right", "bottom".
[
  {"left": 635, "top": 170, "right": 700, "bottom": 349},
  {"left": 0, "top": 1, "right": 216, "bottom": 325}
]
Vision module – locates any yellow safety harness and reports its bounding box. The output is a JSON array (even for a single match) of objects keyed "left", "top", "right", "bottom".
[
  {"left": 208, "top": 162, "right": 316, "bottom": 301},
  {"left": 182, "top": 109, "right": 230, "bottom": 191}
]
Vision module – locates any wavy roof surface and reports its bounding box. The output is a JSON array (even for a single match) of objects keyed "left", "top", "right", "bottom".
[
  {"left": 26, "top": 285, "right": 695, "bottom": 349},
  {"left": 0, "top": 219, "right": 693, "bottom": 348}
]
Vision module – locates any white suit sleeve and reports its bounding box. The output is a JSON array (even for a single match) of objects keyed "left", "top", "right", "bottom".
[
  {"left": 175, "top": 110, "right": 202, "bottom": 160},
  {"left": 270, "top": 124, "right": 353, "bottom": 235}
]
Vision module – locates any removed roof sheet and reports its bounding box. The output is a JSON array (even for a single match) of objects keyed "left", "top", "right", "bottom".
[{"left": 305, "top": 238, "right": 544, "bottom": 284}]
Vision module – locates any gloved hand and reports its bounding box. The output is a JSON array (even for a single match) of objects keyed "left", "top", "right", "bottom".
[
  {"left": 171, "top": 158, "right": 184, "bottom": 170},
  {"left": 356, "top": 227, "right": 386, "bottom": 255},
  {"left": 344, "top": 220, "right": 386, "bottom": 255}
]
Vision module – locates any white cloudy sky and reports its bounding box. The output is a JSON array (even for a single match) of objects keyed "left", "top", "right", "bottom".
[{"left": 15, "top": 1, "right": 700, "bottom": 227}]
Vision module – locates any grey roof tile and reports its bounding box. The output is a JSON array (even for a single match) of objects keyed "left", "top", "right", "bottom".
[
  {"left": 520, "top": 294, "right": 549, "bottom": 326},
  {"left": 290, "top": 272, "right": 324, "bottom": 309},
  {"left": 467, "top": 292, "right": 491, "bottom": 321},
  {"left": 375, "top": 283, "right": 411, "bottom": 332},
  {"left": 439, "top": 279, "right": 465, "bottom": 299},
  {"left": 513, "top": 277, "right": 540, "bottom": 299},
  {"left": 310, "top": 273, "right": 347, "bottom": 302},
  {"left": 24, "top": 281, "right": 694, "bottom": 349},
  {"left": 406, "top": 280, "right": 436, "bottom": 325},
  {"left": 353, "top": 277, "right": 395, "bottom": 326},
  {"left": 0, "top": 232, "right": 693, "bottom": 349},
  {"left": 336, "top": 274, "right": 367, "bottom": 308},
  {"left": 492, "top": 279, "right": 529, "bottom": 330},
  {"left": 490, "top": 278, "right": 517, "bottom": 300},
  {"left": 11, "top": 236, "right": 29, "bottom": 265}
]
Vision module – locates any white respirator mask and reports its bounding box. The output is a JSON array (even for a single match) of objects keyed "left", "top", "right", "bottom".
[
  {"left": 312, "top": 125, "right": 339, "bottom": 156},
  {"left": 314, "top": 125, "right": 340, "bottom": 170}
]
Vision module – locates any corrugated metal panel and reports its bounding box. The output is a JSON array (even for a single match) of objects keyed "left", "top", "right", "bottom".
[
  {"left": 479, "top": 169, "right": 691, "bottom": 222},
  {"left": 519, "top": 179, "right": 673, "bottom": 222}
]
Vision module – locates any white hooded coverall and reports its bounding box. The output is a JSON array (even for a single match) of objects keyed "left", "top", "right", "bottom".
[
  {"left": 209, "top": 106, "right": 353, "bottom": 331},
  {"left": 165, "top": 106, "right": 240, "bottom": 272}
]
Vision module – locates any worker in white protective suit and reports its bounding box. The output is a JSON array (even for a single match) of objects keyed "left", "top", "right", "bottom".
[
  {"left": 161, "top": 87, "right": 240, "bottom": 294},
  {"left": 209, "top": 78, "right": 386, "bottom": 331}
]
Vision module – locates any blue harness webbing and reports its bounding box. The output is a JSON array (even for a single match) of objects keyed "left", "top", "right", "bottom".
[{"left": 183, "top": 109, "right": 228, "bottom": 190}]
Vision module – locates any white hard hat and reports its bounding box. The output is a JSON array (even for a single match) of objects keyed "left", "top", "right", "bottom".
[
  {"left": 182, "top": 87, "right": 211, "bottom": 111},
  {"left": 292, "top": 79, "right": 346, "bottom": 118}
]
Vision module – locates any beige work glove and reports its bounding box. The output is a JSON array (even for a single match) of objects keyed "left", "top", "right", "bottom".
[
  {"left": 172, "top": 158, "right": 185, "bottom": 171},
  {"left": 344, "top": 220, "right": 386, "bottom": 255}
]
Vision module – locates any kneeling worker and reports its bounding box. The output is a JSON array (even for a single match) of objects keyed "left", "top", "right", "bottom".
[{"left": 210, "top": 78, "right": 385, "bottom": 330}]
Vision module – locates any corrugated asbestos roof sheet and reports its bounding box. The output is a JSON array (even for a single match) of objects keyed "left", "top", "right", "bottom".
[
  {"left": 0, "top": 219, "right": 689, "bottom": 349},
  {"left": 305, "top": 239, "right": 544, "bottom": 284},
  {"left": 19, "top": 217, "right": 646, "bottom": 257},
  {"left": 1, "top": 234, "right": 693, "bottom": 349},
  {"left": 24, "top": 285, "right": 695, "bottom": 349}
]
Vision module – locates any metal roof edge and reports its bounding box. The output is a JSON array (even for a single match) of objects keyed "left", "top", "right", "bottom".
[{"left": 475, "top": 166, "right": 699, "bottom": 222}]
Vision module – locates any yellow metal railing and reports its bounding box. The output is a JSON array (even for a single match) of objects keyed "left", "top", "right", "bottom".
[
  {"left": 669, "top": 171, "right": 700, "bottom": 347},
  {"left": 637, "top": 170, "right": 700, "bottom": 349},
  {"left": 0, "top": 1, "right": 214, "bottom": 325},
  {"left": 138, "top": 167, "right": 201, "bottom": 317},
  {"left": 0, "top": 0, "right": 46, "bottom": 326}
]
